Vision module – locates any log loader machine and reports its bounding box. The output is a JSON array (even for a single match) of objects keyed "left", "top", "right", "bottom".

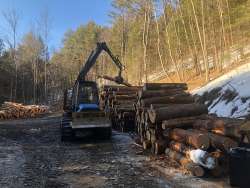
[{"left": 61, "top": 42, "right": 130, "bottom": 141}]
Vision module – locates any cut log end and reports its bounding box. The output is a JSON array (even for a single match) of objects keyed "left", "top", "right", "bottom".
[
  {"left": 186, "top": 163, "right": 205, "bottom": 177},
  {"left": 194, "top": 134, "right": 210, "bottom": 150}
]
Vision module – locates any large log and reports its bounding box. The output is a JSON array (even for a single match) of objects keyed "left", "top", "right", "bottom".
[
  {"left": 113, "top": 104, "right": 134, "bottom": 109},
  {"left": 150, "top": 103, "right": 208, "bottom": 111},
  {"left": 107, "top": 86, "right": 141, "bottom": 92},
  {"left": 193, "top": 129, "right": 238, "bottom": 152},
  {"left": 138, "top": 89, "right": 186, "bottom": 99},
  {"left": 169, "top": 128, "right": 210, "bottom": 149},
  {"left": 108, "top": 94, "right": 137, "bottom": 101},
  {"left": 101, "top": 75, "right": 132, "bottom": 86},
  {"left": 169, "top": 140, "right": 190, "bottom": 155},
  {"left": 212, "top": 118, "right": 243, "bottom": 138},
  {"left": 165, "top": 148, "right": 205, "bottom": 177},
  {"left": 143, "top": 83, "right": 188, "bottom": 91},
  {"left": 114, "top": 95, "right": 137, "bottom": 101},
  {"left": 102, "top": 85, "right": 120, "bottom": 91},
  {"left": 141, "top": 94, "right": 194, "bottom": 107},
  {"left": 162, "top": 115, "right": 208, "bottom": 130},
  {"left": 104, "top": 90, "right": 137, "bottom": 96},
  {"left": 209, "top": 151, "right": 229, "bottom": 177},
  {"left": 208, "top": 132, "right": 238, "bottom": 152},
  {"left": 150, "top": 104, "right": 171, "bottom": 109},
  {"left": 111, "top": 100, "right": 136, "bottom": 107},
  {"left": 193, "top": 118, "right": 244, "bottom": 138},
  {"left": 148, "top": 103, "right": 208, "bottom": 123},
  {"left": 114, "top": 107, "right": 134, "bottom": 114}
]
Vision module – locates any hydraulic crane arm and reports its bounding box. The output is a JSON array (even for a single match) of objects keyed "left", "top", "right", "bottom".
[{"left": 77, "top": 42, "right": 124, "bottom": 83}]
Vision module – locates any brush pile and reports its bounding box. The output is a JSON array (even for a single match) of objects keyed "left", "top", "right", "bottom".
[
  {"left": 0, "top": 102, "right": 49, "bottom": 120},
  {"left": 100, "top": 85, "right": 141, "bottom": 132},
  {"left": 134, "top": 83, "right": 245, "bottom": 177}
]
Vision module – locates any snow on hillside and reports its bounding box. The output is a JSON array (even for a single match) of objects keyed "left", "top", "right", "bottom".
[{"left": 192, "top": 63, "right": 250, "bottom": 118}]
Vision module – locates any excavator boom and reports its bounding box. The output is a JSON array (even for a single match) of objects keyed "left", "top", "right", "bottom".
[
  {"left": 77, "top": 42, "right": 125, "bottom": 84},
  {"left": 61, "top": 42, "right": 130, "bottom": 141}
]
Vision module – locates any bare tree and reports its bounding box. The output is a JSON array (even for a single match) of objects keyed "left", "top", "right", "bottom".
[
  {"left": 0, "top": 38, "right": 4, "bottom": 55},
  {"left": 153, "top": 3, "right": 172, "bottom": 82},
  {"left": 120, "top": 7, "right": 128, "bottom": 80},
  {"left": 225, "top": 0, "right": 233, "bottom": 46},
  {"left": 18, "top": 32, "right": 44, "bottom": 104},
  {"left": 187, "top": 8, "right": 202, "bottom": 76},
  {"left": 179, "top": 2, "right": 200, "bottom": 76},
  {"left": 2, "top": 8, "right": 20, "bottom": 101},
  {"left": 190, "top": 0, "right": 209, "bottom": 82},
  {"left": 38, "top": 8, "right": 51, "bottom": 103},
  {"left": 162, "top": 0, "right": 181, "bottom": 81},
  {"left": 142, "top": 0, "right": 151, "bottom": 83},
  {"left": 216, "top": 0, "right": 227, "bottom": 48},
  {"left": 173, "top": 11, "right": 184, "bottom": 80}
]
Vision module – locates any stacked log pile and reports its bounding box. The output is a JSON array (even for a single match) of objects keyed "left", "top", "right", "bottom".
[
  {"left": 100, "top": 85, "right": 141, "bottom": 132},
  {"left": 135, "top": 83, "right": 196, "bottom": 152},
  {"left": 134, "top": 83, "right": 245, "bottom": 177},
  {"left": 0, "top": 102, "right": 49, "bottom": 120},
  {"left": 100, "top": 83, "right": 246, "bottom": 177}
]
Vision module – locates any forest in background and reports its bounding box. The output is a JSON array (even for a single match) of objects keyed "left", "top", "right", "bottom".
[{"left": 0, "top": 0, "right": 250, "bottom": 105}]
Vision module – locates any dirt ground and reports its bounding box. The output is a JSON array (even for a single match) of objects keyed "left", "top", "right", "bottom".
[
  {"left": 0, "top": 115, "right": 172, "bottom": 188},
  {"left": 0, "top": 115, "right": 233, "bottom": 188}
]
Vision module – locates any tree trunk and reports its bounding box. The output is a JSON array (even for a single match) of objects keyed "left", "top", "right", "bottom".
[
  {"left": 44, "top": 59, "right": 47, "bottom": 103},
  {"left": 190, "top": 0, "right": 209, "bottom": 82},
  {"left": 188, "top": 16, "right": 201, "bottom": 76},
  {"left": 225, "top": 0, "right": 233, "bottom": 46},
  {"left": 169, "top": 128, "right": 210, "bottom": 149},
  {"left": 217, "top": 0, "right": 227, "bottom": 48},
  {"left": 179, "top": 5, "right": 197, "bottom": 77},
  {"left": 143, "top": 83, "right": 187, "bottom": 91},
  {"left": 142, "top": 2, "right": 150, "bottom": 83},
  {"left": 148, "top": 103, "right": 208, "bottom": 123},
  {"left": 141, "top": 94, "right": 194, "bottom": 108},
  {"left": 161, "top": 115, "right": 207, "bottom": 129},
  {"left": 163, "top": 6, "right": 181, "bottom": 81},
  {"left": 154, "top": 9, "right": 172, "bottom": 81},
  {"left": 138, "top": 88, "right": 186, "bottom": 99}
]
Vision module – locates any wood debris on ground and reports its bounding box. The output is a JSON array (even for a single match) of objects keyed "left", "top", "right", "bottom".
[{"left": 0, "top": 102, "right": 49, "bottom": 120}]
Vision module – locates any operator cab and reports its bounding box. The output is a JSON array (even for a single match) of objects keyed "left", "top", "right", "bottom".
[{"left": 73, "top": 81, "right": 100, "bottom": 112}]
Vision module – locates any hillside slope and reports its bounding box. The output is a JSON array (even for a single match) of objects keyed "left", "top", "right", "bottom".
[{"left": 192, "top": 63, "right": 250, "bottom": 119}]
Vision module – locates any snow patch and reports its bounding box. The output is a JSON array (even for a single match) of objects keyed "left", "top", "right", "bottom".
[
  {"left": 189, "top": 149, "right": 216, "bottom": 169},
  {"left": 193, "top": 63, "right": 250, "bottom": 118}
]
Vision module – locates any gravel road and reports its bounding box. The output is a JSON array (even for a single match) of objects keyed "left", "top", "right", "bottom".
[{"left": 0, "top": 115, "right": 171, "bottom": 188}]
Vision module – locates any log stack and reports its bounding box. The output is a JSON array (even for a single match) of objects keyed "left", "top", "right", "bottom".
[
  {"left": 135, "top": 83, "right": 198, "bottom": 152},
  {"left": 134, "top": 83, "right": 245, "bottom": 177},
  {"left": 100, "top": 85, "right": 141, "bottom": 132},
  {"left": 0, "top": 102, "right": 49, "bottom": 120},
  {"left": 100, "top": 83, "right": 246, "bottom": 177}
]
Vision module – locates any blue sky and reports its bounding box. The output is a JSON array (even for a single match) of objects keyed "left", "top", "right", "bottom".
[{"left": 0, "top": 0, "right": 112, "bottom": 51}]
